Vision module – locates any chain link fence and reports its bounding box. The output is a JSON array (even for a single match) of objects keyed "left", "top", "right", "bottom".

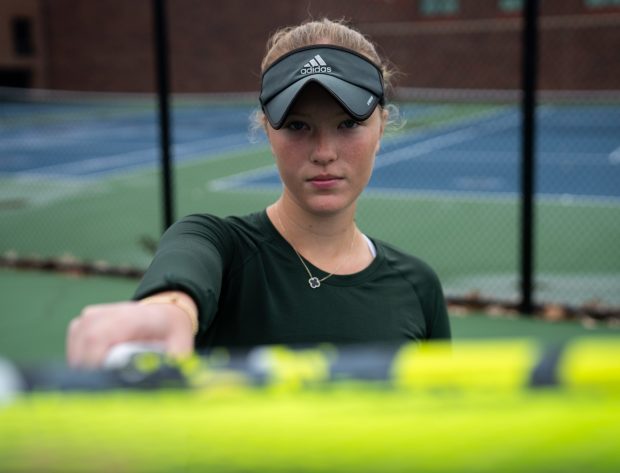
[{"left": 1, "top": 0, "right": 618, "bottom": 317}]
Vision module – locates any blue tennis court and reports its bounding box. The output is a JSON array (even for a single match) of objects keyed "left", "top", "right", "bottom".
[
  {"left": 1, "top": 103, "right": 254, "bottom": 177},
  {"left": 3, "top": 101, "right": 618, "bottom": 203}
]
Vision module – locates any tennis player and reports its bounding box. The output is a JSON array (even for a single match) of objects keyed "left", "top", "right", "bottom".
[{"left": 67, "top": 18, "right": 451, "bottom": 368}]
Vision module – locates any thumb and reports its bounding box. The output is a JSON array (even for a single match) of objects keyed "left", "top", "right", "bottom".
[{"left": 165, "top": 327, "right": 195, "bottom": 359}]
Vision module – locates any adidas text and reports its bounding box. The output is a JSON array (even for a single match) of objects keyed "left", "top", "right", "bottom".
[
  {"left": 300, "top": 65, "right": 332, "bottom": 75},
  {"left": 300, "top": 55, "right": 331, "bottom": 75}
]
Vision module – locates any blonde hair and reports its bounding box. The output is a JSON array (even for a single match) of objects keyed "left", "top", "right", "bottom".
[{"left": 261, "top": 18, "right": 396, "bottom": 98}]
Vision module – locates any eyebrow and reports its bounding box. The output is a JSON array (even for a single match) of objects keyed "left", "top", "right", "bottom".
[{"left": 286, "top": 111, "right": 353, "bottom": 119}]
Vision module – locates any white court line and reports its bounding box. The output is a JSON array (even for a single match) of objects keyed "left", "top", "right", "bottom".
[
  {"left": 13, "top": 148, "right": 157, "bottom": 175},
  {"left": 11, "top": 132, "right": 252, "bottom": 176},
  {"left": 0, "top": 174, "right": 106, "bottom": 206},
  {"left": 363, "top": 187, "right": 620, "bottom": 207},
  {"left": 204, "top": 180, "right": 620, "bottom": 208},
  {"left": 392, "top": 150, "right": 612, "bottom": 165},
  {"left": 375, "top": 107, "right": 559, "bottom": 170},
  {"left": 609, "top": 145, "right": 620, "bottom": 165},
  {"left": 209, "top": 164, "right": 278, "bottom": 192},
  {"left": 375, "top": 112, "right": 520, "bottom": 170}
]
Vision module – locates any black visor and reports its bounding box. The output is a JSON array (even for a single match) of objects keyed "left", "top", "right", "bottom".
[{"left": 259, "top": 45, "right": 385, "bottom": 129}]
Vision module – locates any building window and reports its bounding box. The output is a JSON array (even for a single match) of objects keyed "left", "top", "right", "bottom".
[
  {"left": 12, "top": 17, "right": 35, "bottom": 57},
  {"left": 0, "top": 68, "right": 32, "bottom": 88},
  {"left": 499, "top": 0, "right": 523, "bottom": 12},
  {"left": 584, "top": 0, "right": 620, "bottom": 7},
  {"left": 419, "top": 0, "right": 459, "bottom": 16}
]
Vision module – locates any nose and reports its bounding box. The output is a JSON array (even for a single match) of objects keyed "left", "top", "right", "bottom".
[{"left": 310, "top": 129, "right": 337, "bottom": 165}]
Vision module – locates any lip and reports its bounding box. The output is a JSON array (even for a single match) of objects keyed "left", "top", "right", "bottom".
[{"left": 307, "top": 174, "right": 343, "bottom": 189}]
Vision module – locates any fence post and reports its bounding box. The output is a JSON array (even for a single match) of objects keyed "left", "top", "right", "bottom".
[
  {"left": 519, "top": 0, "right": 540, "bottom": 314},
  {"left": 152, "top": 0, "right": 174, "bottom": 232}
]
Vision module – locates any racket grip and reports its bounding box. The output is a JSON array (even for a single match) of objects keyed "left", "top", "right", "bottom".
[{"left": 103, "top": 342, "right": 166, "bottom": 370}]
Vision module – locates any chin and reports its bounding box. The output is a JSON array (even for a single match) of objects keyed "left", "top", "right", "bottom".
[{"left": 306, "top": 196, "right": 354, "bottom": 215}]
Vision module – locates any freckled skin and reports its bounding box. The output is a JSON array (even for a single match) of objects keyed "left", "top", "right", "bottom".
[{"left": 266, "top": 83, "right": 385, "bottom": 219}]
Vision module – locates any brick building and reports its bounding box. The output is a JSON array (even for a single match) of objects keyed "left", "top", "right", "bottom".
[{"left": 0, "top": 0, "right": 619, "bottom": 93}]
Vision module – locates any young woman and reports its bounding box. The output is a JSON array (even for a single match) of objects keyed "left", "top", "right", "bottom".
[{"left": 67, "top": 18, "right": 451, "bottom": 368}]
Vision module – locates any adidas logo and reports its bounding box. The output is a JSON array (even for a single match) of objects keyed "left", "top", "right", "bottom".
[{"left": 300, "top": 54, "right": 332, "bottom": 75}]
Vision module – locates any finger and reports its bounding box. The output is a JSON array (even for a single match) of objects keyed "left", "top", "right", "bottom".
[
  {"left": 66, "top": 315, "right": 84, "bottom": 367},
  {"left": 80, "top": 336, "right": 116, "bottom": 369},
  {"left": 165, "top": 328, "right": 195, "bottom": 359},
  {"left": 151, "top": 305, "right": 195, "bottom": 359},
  {"left": 69, "top": 314, "right": 114, "bottom": 369},
  {"left": 66, "top": 305, "right": 101, "bottom": 368},
  {"left": 67, "top": 303, "right": 133, "bottom": 369}
]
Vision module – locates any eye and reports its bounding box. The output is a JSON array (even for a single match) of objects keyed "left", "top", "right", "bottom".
[
  {"left": 339, "top": 119, "right": 360, "bottom": 129},
  {"left": 284, "top": 120, "right": 308, "bottom": 131}
]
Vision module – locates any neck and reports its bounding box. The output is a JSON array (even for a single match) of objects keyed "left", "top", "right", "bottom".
[
  {"left": 271, "top": 198, "right": 357, "bottom": 247},
  {"left": 269, "top": 199, "right": 361, "bottom": 273},
  {"left": 268, "top": 199, "right": 375, "bottom": 277}
]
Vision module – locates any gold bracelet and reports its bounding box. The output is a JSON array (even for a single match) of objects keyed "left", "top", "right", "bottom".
[{"left": 139, "top": 292, "right": 199, "bottom": 335}]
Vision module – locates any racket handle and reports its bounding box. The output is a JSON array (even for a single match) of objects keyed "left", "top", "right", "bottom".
[{"left": 103, "top": 342, "right": 166, "bottom": 370}]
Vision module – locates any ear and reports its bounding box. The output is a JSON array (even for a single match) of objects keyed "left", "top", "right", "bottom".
[
  {"left": 380, "top": 107, "right": 388, "bottom": 135},
  {"left": 264, "top": 121, "right": 278, "bottom": 159},
  {"left": 261, "top": 113, "right": 270, "bottom": 135},
  {"left": 375, "top": 107, "right": 388, "bottom": 154}
]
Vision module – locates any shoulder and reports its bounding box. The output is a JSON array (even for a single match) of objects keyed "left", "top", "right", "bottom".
[
  {"left": 174, "top": 212, "right": 260, "bottom": 228},
  {"left": 164, "top": 211, "right": 278, "bottom": 256},
  {"left": 374, "top": 239, "right": 442, "bottom": 289},
  {"left": 373, "top": 238, "right": 450, "bottom": 340},
  {"left": 168, "top": 211, "right": 267, "bottom": 239}
]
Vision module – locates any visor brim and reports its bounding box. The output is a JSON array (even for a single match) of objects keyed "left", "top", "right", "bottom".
[{"left": 263, "top": 75, "right": 380, "bottom": 129}]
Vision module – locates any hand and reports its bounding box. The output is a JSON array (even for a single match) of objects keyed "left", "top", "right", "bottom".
[{"left": 66, "top": 300, "right": 195, "bottom": 369}]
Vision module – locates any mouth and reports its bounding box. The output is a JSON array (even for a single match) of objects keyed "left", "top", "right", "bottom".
[
  {"left": 308, "top": 174, "right": 342, "bottom": 182},
  {"left": 307, "top": 174, "right": 343, "bottom": 189}
]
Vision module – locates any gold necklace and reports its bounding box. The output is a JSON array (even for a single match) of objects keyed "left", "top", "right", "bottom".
[{"left": 276, "top": 207, "right": 356, "bottom": 289}]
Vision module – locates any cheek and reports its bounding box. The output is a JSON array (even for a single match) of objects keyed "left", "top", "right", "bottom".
[
  {"left": 348, "top": 135, "right": 380, "bottom": 169},
  {"left": 355, "top": 137, "right": 381, "bottom": 185},
  {"left": 269, "top": 139, "right": 303, "bottom": 185},
  {"left": 270, "top": 140, "right": 290, "bottom": 162},
  {"left": 268, "top": 134, "right": 288, "bottom": 166},
  {"left": 268, "top": 131, "right": 303, "bottom": 159}
]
